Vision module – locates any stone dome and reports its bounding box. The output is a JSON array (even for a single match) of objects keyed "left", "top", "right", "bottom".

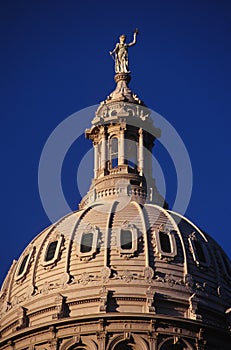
[
  {"left": 0, "top": 201, "right": 231, "bottom": 348},
  {"left": 1, "top": 63, "right": 231, "bottom": 349}
]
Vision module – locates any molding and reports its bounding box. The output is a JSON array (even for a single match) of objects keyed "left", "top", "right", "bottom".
[
  {"left": 117, "top": 222, "right": 138, "bottom": 259},
  {"left": 76, "top": 224, "right": 99, "bottom": 261},
  {"left": 153, "top": 226, "right": 177, "bottom": 262},
  {"left": 42, "top": 234, "right": 64, "bottom": 269},
  {"left": 15, "top": 246, "right": 35, "bottom": 282},
  {"left": 188, "top": 233, "right": 210, "bottom": 268}
]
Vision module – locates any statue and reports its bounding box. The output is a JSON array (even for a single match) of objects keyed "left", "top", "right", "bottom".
[{"left": 110, "top": 29, "right": 139, "bottom": 74}]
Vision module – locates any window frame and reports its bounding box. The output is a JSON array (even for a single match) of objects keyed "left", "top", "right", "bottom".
[
  {"left": 154, "top": 228, "right": 177, "bottom": 261},
  {"left": 76, "top": 224, "right": 99, "bottom": 261},
  {"left": 118, "top": 223, "right": 138, "bottom": 258},
  {"left": 42, "top": 234, "right": 64, "bottom": 267},
  {"left": 80, "top": 232, "right": 94, "bottom": 253},
  {"left": 188, "top": 232, "right": 210, "bottom": 268},
  {"left": 15, "top": 247, "right": 35, "bottom": 281}
]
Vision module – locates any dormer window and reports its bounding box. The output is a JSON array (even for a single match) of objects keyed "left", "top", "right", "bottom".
[
  {"left": 154, "top": 227, "right": 177, "bottom": 261},
  {"left": 193, "top": 240, "right": 206, "bottom": 264},
  {"left": 188, "top": 232, "right": 210, "bottom": 268},
  {"left": 80, "top": 232, "right": 93, "bottom": 253},
  {"left": 18, "top": 255, "right": 29, "bottom": 275},
  {"left": 77, "top": 224, "right": 99, "bottom": 261},
  {"left": 120, "top": 229, "right": 133, "bottom": 250},
  {"left": 15, "top": 247, "right": 34, "bottom": 281},
  {"left": 42, "top": 234, "right": 64, "bottom": 267},
  {"left": 45, "top": 241, "right": 58, "bottom": 262},
  {"left": 159, "top": 231, "right": 172, "bottom": 253},
  {"left": 118, "top": 223, "right": 138, "bottom": 258}
]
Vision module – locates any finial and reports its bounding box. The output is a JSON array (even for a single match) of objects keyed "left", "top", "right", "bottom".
[{"left": 109, "top": 29, "right": 139, "bottom": 74}]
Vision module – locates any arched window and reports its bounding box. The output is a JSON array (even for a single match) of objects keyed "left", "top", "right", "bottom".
[
  {"left": 110, "top": 137, "right": 118, "bottom": 168},
  {"left": 120, "top": 229, "right": 132, "bottom": 250},
  {"left": 114, "top": 339, "right": 135, "bottom": 350},
  {"left": 118, "top": 224, "right": 138, "bottom": 258},
  {"left": 160, "top": 338, "right": 188, "bottom": 350},
  {"left": 159, "top": 231, "right": 172, "bottom": 253},
  {"left": 80, "top": 232, "right": 93, "bottom": 253},
  {"left": 18, "top": 254, "right": 29, "bottom": 276},
  {"left": 42, "top": 234, "right": 64, "bottom": 267},
  {"left": 15, "top": 247, "right": 34, "bottom": 281},
  {"left": 76, "top": 224, "right": 99, "bottom": 261},
  {"left": 193, "top": 240, "right": 206, "bottom": 264},
  {"left": 154, "top": 229, "right": 177, "bottom": 260},
  {"left": 188, "top": 233, "right": 210, "bottom": 268},
  {"left": 45, "top": 241, "right": 58, "bottom": 261}
]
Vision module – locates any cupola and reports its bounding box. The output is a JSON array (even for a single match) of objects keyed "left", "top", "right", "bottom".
[{"left": 80, "top": 71, "right": 167, "bottom": 209}]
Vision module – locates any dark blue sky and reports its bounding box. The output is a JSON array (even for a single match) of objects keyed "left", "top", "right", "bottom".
[{"left": 1, "top": 0, "right": 231, "bottom": 285}]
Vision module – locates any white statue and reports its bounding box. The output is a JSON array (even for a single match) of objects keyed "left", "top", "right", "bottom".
[{"left": 110, "top": 29, "right": 139, "bottom": 73}]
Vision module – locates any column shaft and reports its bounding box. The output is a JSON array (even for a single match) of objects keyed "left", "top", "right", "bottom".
[
  {"left": 94, "top": 143, "right": 98, "bottom": 179},
  {"left": 101, "top": 136, "right": 106, "bottom": 170},
  {"left": 119, "top": 129, "right": 125, "bottom": 165},
  {"left": 138, "top": 128, "right": 144, "bottom": 175}
]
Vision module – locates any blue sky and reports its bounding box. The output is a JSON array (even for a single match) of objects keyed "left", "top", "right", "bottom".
[{"left": 0, "top": 0, "right": 231, "bottom": 285}]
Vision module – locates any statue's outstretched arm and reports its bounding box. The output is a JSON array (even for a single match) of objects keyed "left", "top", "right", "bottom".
[
  {"left": 109, "top": 43, "right": 119, "bottom": 55},
  {"left": 127, "top": 29, "right": 139, "bottom": 47}
]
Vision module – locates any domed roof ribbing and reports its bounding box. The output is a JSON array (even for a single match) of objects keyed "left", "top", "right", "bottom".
[{"left": 1, "top": 202, "right": 231, "bottom": 336}]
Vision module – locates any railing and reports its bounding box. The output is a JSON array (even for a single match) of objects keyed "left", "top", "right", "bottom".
[{"left": 79, "top": 184, "right": 147, "bottom": 209}]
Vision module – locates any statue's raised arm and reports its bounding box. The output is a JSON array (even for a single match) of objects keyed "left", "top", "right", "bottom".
[
  {"left": 109, "top": 29, "right": 139, "bottom": 74},
  {"left": 127, "top": 28, "right": 139, "bottom": 47}
]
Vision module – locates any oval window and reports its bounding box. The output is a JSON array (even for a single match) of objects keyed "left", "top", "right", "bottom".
[
  {"left": 45, "top": 241, "right": 58, "bottom": 262},
  {"left": 18, "top": 254, "right": 29, "bottom": 276},
  {"left": 120, "top": 229, "right": 132, "bottom": 250},
  {"left": 80, "top": 232, "right": 93, "bottom": 253}
]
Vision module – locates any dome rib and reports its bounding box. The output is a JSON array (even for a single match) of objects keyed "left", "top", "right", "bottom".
[
  {"left": 131, "top": 201, "right": 149, "bottom": 268},
  {"left": 64, "top": 208, "right": 88, "bottom": 278},
  {"left": 1, "top": 200, "right": 231, "bottom": 347},
  {"left": 31, "top": 225, "right": 54, "bottom": 293},
  {"left": 104, "top": 201, "right": 118, "bottom": 267},
  {"left": 2, "top": 260, "right": 17, "bottom": 308},
  {"left": 168, "top": 210, "right": 208, "bottom": 242}
]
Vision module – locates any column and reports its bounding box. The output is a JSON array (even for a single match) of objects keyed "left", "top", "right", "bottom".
[
  {"left": 94, "top": 143, "right": 98, "bottom": 179},
  {"left": 138, "top": 128, "right": 144, "bottom": 175},
  {"left": 149, "top": 333, "right": 158, "bottom": 350},
  {"left": 119, "top": 128, "right": 125, "bottom": 165},
  {"left": 101, "top": 134, "right": 106, "bottom": 170}
]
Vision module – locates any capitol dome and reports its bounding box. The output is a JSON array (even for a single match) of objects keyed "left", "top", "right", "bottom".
[
  {"left": 1, "top": 42, "right": 231, "bottom": 350},
  {"left": 1, "top": 201, "right": 231, "bottom": 349}
]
